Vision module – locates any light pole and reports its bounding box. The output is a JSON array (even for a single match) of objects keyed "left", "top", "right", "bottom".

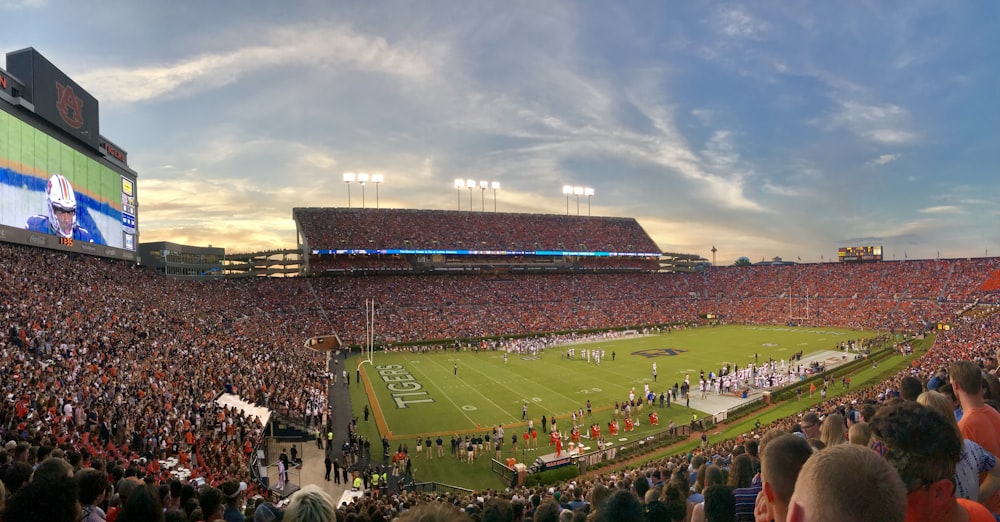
[
  {"left": 584, "top": 187, "right": 594, "bottom": 216},
  {"left": 491, "top": 181, "right": 500, "bottom": 212},
  {"left": 357, "top": 173, "right": 369, "bottom": 208},
  {"left": 562, "top": 185, "right": 572, "bottom": 215},
  {"left": 466, "top": 179, "right": 475, "bottom": 211},
  {"left": 343, "top": 172, "right": 355, "bottom": 208},
  {"left": 372, "top": 174, "right": 384, "bottom": 208},
  {"left": 479, "top": 180, "right": 488, "bottom": 211},
  {"left": 454, "top": 179, "right": 464, "bottom": 210},
  {"left": 573, "top": 186, "right": 584, "bottom": 215}
]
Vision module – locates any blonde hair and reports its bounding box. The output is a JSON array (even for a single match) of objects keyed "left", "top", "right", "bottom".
[
  {"left": 819, "top": 413, "right": 847, "bottom": 448},
  {"left": 916, "top": 390, "right": 962, "bottom": 440},
  {"left": 848, "top": 421, "right": 872, "bottom": 446},
  {"left": 284, "top": 485, "right": 336, "bottom": 522}
]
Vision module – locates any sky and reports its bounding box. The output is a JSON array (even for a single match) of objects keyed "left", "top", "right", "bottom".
[{"left": 1, "top": 0, "right": 997, "bottom": 265}]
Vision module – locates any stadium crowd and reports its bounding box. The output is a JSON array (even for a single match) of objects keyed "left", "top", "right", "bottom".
[
  {"left": 3, "top": 236, "right": 1000, "bottom": 520},
  {"left": 293, "top": 208, "right": 662, "bottom": 254},
  {"left": 0, "top": 244, "right": 329, "bottom": 503}
]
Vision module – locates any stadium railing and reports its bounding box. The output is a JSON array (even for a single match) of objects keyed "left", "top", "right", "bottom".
[
  {"left": 409, "top": 481, "right": 476, "bottom": 496},
  {"left": 490, "top": 458, "right": 519, "bottom": 487},
  {"left": 568, "top": 424, "right": 695, "bottom": 476}
]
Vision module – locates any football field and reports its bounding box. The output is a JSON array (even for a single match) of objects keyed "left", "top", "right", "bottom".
[{"left": 354, "top": 325, "right": 875, "bottom": 439}]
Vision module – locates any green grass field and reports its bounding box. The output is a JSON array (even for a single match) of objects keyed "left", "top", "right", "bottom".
[
  {"left": 347, "top": 325, "right": 895, "bottom": 488},
  {"left": 354, "top": 325, "right": 874, "bottom": 437}
]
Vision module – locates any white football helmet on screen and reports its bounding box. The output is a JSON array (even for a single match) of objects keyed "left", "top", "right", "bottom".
[{"left": 46, "top": 173, "right": 78, "bottom": 237}]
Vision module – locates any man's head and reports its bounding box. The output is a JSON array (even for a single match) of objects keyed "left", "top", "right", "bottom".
[
  {"left": 760, "top": 434, "right": 813, "bottom": 522},
  {"left": 900, "top": 376, "right": 923, "bottom": 401},
  {"left": 799, "top": 413, "right": 821, "bottom": 439},
  {"left": 45, "top": 174, "right": 78, "bottom": 238},
  {"left": 949, "top": 360, "right": 983, "bottom": 396},
  {"left": 787, "top": 444, "right": 906, "bottom": 522},
  {"left": 75, "top": 468, "right": 108, "bottom": 506},
  {"left": 220, "top": 479, "right": 247, "bottom": 506},
  {"left": 199, "top": 487, "right": 225, "bottom": 521},
  {"left": 590, "top": 490, "right": 643, "bottom": 522},
  {"left": 32, "top": 457, "right": 74, "bottom": 484},
  {"left": 870, "top": 400, "right": 962, "bottom": 522}
]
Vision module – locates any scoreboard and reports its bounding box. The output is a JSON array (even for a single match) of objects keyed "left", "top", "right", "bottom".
[{"left": 838, "top": 245, "right": 883, "bottom": 262}]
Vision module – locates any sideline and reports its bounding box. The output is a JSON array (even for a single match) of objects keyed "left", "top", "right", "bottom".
[{"left": 358, "top": 358, "right": 392, "bottom": 439}]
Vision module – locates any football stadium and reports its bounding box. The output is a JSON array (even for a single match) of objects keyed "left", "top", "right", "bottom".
[{"left": 3, "top": 48, "right": 1000, "bottom": 522}]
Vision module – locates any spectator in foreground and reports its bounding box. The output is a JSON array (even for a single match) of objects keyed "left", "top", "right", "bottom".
[
  {"left": 284, "top": 485, "right": 337, "bottom": 522},
  {"left": 755, "top": 433, "right": 813, "bottom": 522},
  {"left": 590, "top": 490, "right": 643, "bottom": 522},
  {"left": 871, "top": 400, "right": 994, "bottom": 522},
  {"left": 952, "top": 360, "right": 1000, "bottom": 514},
  {"left": 787, "top": 444, "right": 906, "bottom": 522},
  {"left": 76, "top": 468, "right": 109, "bottom": 522},
  {"left": 199, "top": 487, "right": 225, "bottom": 522},
  {"left": 918, "top": 390, "right": 1000, "bottom": 503},
  {"left": 117, "top": 483, "right": 164, "bottom": 522},
  {"left": 702, "top": 484, "right": 735, "bottom": 522},
  {"left": 220, "top": 479, "right": 247, "bottom": 522},
  {"left": 2, "top": 472, "right": 80, "bottom": 522}
]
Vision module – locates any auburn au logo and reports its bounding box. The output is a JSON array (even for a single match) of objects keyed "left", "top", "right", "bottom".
[
  {"left": 633, "top": 348, "right": 688, "bottom": 358},
  {"left": 56, "top": 82, "right": 84, "bottom": 129}
]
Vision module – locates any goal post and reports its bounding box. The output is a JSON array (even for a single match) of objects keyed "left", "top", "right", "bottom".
[{"left": 360, "top": 298, "right": 376, "bottom": 367}]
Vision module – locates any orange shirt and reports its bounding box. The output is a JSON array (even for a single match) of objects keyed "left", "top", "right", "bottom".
[{"left": 957, "top": 498, "right": 995, "bottom": 522}]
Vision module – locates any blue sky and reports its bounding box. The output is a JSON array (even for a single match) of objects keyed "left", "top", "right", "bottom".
[{"left": 2, "top": 0, "right": 997, "bottom": 264}]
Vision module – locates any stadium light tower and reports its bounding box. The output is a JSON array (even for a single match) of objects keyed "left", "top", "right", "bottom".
[
  {"left": 466, "top": 179, "right": 475, "bottom": 211},
  {"left": 357, "top": 172, "right": 369, "bottom": 208},
  {"left": 454, "top": 179, "right": 464, "bottom": 210},
  {"left": 343, "top": 172, "right": 356, "bottom": 208},
  {"left": 372, "top": 174, "right": 384, "bottom": 208},
  {"left": 479, "top": 180, "right": 489, "bottom": 211},
  {"left": 573, "top": 186, "right": 584, "bottom": 215},
  {"left": 562, "top": 185, "right": 572, "bottom": 215},
  {"left": 584, "top": 187, "right": 594, "bottom": 216},
  {"left": 491, "top": 181, "right": 500, "bottom": 212}
]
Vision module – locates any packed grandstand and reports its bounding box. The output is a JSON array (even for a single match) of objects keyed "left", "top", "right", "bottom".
[{"left": 4, "top": 209, "right": 1000, "bottom": 521}]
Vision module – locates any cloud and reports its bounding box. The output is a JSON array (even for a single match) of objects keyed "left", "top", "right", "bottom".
[
  {"left": 711, "top": 5, "right": 769, "bottom": 39},
  {"left": 762, "top": 180, "right": 805, "bottom": 197},
  {"left": 690, "top": 109, "right": 714, "bottom": 125},
  {"left": 918, "top": 206, "right": 961, "bottom": 214},
  {"left": 0, "top": 0, "right": 45, "bottom": 9},
  {"left": 868, "top": 153, "right": 901, "bottom": 166},
  {"left": 76, "top": 22, "right": 443, "bottom": 104},
  {"left": 824, "top": 100, "right": 917, "bottom": 145}
]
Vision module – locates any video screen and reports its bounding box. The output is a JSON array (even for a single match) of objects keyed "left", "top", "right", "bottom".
[{"left": 0, "top": 109, "right": 136, "bottom": 251}]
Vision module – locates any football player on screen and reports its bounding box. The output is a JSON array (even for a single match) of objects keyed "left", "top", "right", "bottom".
[{"left": 25, "top": 173, "right": 94, "bottom": 242}]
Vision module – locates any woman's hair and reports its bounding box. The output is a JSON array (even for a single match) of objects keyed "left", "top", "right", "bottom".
[
  {"left": 728, "top": 454, "right": 755, "bottom": 489},
  {"left": 284, "top": 485, "right": 337, "bottom": 522},
  {"left": 117, "top": 483, "right": 165, "bottom": 522},
  {"left": 703, "top": 485, "right": 735, "bottom": 522},
  {"left": 848, "top": 421, "right": 873, "bottom": 446},
  {"left": 917, "top": 390, "right": 963, "bottom": 441},
  {"left": 820, "top": 413, "right": 848, "bottom": 448}
]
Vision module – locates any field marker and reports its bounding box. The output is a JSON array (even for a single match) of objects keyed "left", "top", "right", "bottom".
[
  {"left": 419, "top": 356, "right": 518, "bottom": 423},
  {"left": 402, "top": 356, "right": 484, "bottom": 426}
]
